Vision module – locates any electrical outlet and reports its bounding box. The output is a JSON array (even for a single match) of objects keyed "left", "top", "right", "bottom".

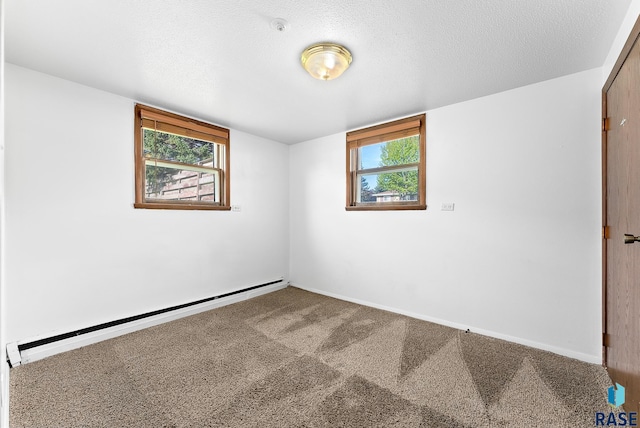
[
  {"left": 231, "top": 205, "right": 241, "bottom": 212},
  {"left": 441, "top": 202, "right": 455, "bottom": 211}
]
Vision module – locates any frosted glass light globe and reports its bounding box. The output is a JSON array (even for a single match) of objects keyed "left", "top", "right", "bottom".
[{"left": 301, "top": 43, "right": 352, "bottom": 81}]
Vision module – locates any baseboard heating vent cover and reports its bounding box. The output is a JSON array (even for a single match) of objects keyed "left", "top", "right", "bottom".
[
  {"left": 6, "top": 343, "right": 21, "bottom": 368},
  {"left": 10, "top": 279, "right": 286, "bottom": 365}
]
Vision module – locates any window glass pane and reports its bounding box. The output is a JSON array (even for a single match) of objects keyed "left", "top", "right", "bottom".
[
  {"left": 357, "top": 172, "right": 378, "bottom": 203},
  {"left": 358, "top": 144, "right": 382, "bottom": 170},
  {"left": 377, "top": 167, "right": 419, "bottom": 201},
  {"left": 357, "top": 135, "right": 419, "bottom": 170},
  {"left": 143, "top": 129, "right": 215, "bottom": 165},
  {"left": 145, "top": 164, "right": 219, "bottom": 203},
  {"left": 357, "top": 166, "right": 419, "bottom": 203}
]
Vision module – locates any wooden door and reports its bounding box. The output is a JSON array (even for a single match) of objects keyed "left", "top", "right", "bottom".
[{"left": 604, "top": 20, "right": 640, "bottom": 413}]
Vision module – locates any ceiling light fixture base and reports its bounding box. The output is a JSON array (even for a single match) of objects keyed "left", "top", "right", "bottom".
[{"left": 270, "top": 18, "right": 289, "bottom": 32}]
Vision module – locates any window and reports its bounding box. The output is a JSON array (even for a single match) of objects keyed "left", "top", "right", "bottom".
[
  {"left": 346, "top": 114, "right": 426, "bottom": 210},
  {"left": 134, "top": 104, "right": 230, "bottom": 210}
]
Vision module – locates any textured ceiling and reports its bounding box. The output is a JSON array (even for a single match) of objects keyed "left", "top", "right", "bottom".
[{"left": 5, "top": 0, "right": 632, "bottom": 144}]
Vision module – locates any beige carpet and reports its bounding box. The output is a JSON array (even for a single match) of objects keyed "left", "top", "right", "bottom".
[{"left": 10, "top": 287, "right": 613, "bottom": 427}]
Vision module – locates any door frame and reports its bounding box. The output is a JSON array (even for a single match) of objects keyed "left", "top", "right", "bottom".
[{"left": 602, "top": 15, "right": 640, "bottom": 366}]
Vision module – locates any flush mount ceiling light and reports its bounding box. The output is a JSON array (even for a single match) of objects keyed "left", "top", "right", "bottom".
[{"left": 300, "top": 42, "right": 352, "bottom": 81}]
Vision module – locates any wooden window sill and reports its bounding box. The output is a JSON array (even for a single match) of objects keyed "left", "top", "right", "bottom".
[
  {"left": 134, "top": 203, "right": 231, "bottom": 211},
  {"left": 345, "top": 204, "right": 427, "bottom": 211}
]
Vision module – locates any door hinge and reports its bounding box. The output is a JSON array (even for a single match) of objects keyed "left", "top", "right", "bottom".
[
  {"left": 603, "top": 117, "right": 610, "bottom": 132},
  {"left": 603, "top": 332, "right": 610, "bottom": 347},
  {"left": 603, "top": 226, "right": 611, "bottom": 239}
]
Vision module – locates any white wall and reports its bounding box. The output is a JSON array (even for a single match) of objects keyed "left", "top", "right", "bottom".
[
  {"left": 4, "top": 64, "right": 289, "bottom": 344},
  {"left": 290, "top": 68, "right": 603, "bottom": 363},
  {"left": 0, "top": 0, "right": 8, "bottom": 426},
  {"left": 602, "top": 0, "right": 640, "bottom": 84}
]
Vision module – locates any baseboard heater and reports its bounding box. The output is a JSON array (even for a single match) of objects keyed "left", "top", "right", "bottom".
[{"left": 7, "top": 279, "right": 286, "bottom": 367}]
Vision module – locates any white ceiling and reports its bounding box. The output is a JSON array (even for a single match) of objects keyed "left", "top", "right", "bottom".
[{"left": 5, "top": 0, "right": 632, "bottom": 144}]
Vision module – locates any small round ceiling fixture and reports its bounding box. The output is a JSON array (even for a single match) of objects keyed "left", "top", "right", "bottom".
[
  {"left": 300, "top": 42, "right": 352, "bottom": 81},
  {"left": 270, "top": 18, "right": 289, "bottom": 32}
]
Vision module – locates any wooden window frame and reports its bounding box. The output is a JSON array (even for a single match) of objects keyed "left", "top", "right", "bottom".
[
  {"left": 134, "top": 104, "right": 231, "bottom": 210},
  {"left": 346, "top": 114, "right": 426, "bottom": 211}
]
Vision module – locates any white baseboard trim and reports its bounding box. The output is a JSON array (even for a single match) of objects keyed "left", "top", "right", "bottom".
[
  {"left": 13, "top": 282, "right": 288, "bottom": 365},
  {"left": 293, "top": 284, "right": 601, "bottom": 365}
]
